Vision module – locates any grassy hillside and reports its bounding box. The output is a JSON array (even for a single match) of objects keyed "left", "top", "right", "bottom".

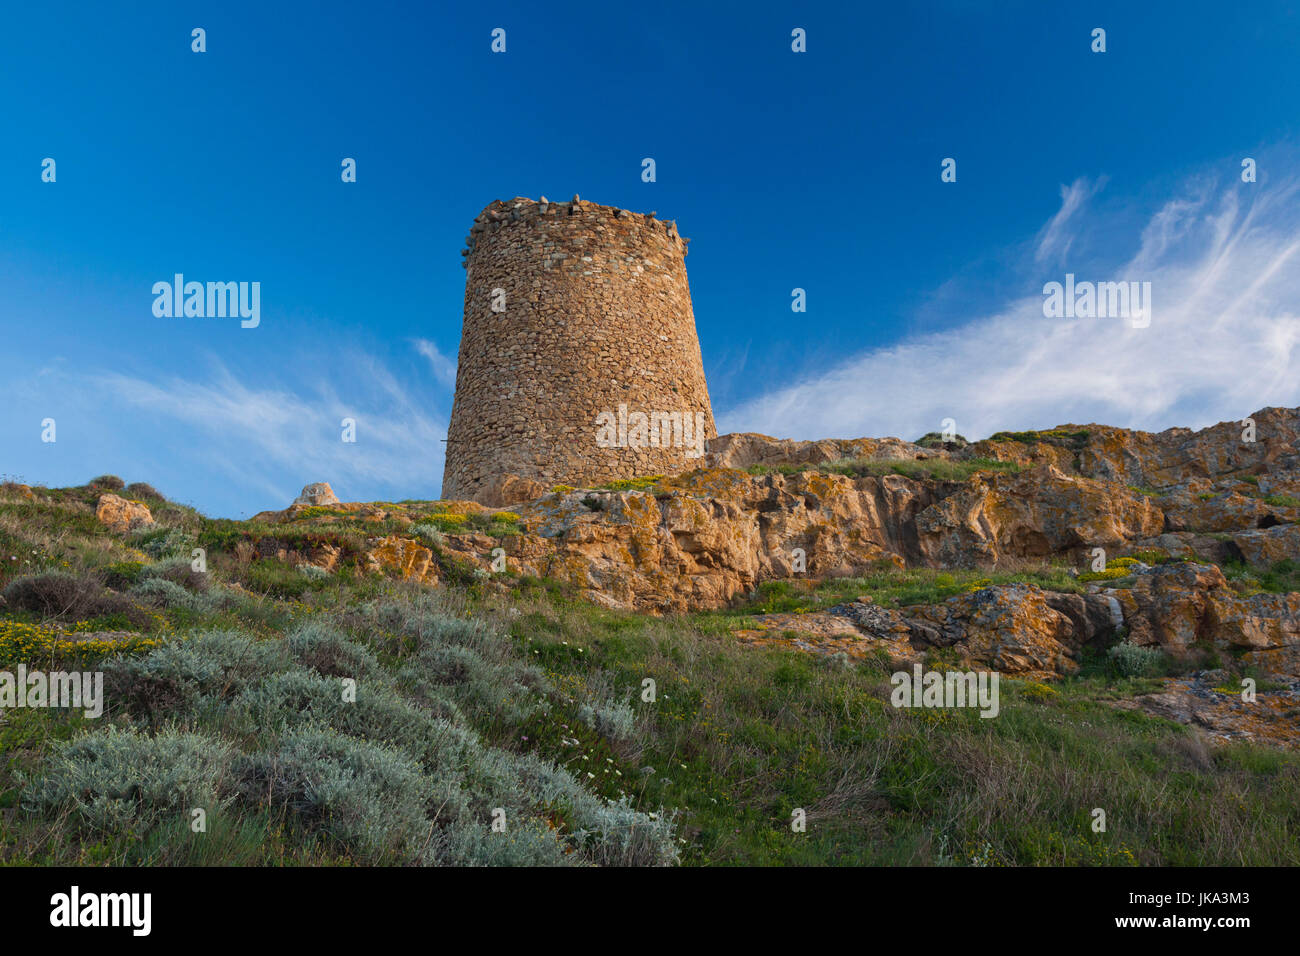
[{"left": 1, "top": 477, "right": 1297, "bottom": 866}]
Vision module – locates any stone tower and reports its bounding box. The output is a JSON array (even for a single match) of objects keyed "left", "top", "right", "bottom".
[{"left": 442, "top": 196, "right": 715, "bottom": 502}]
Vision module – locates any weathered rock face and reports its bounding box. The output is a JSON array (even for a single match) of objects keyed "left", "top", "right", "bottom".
[
  {"left": 497, "top": 471, "right": 916, "bottom": 611},
  {"left": 243, "top": 407, "right": 1298, "bottom": 682},
  {"left": 906, "top": 585, "right": 1086, "bottom": 679},
  {"left": 1228, "top": 525, "right": 1300, "bottom": 566},
  {"left": 364, "top": 535, "right": 438, "bottom": 584},
  {"left": 704, "top": 433, "right": 928, "bottom": 472},
  {"left": 739, "top": 585, "right": 1121, "bottom": 682},
  {"left": 463, "top": 464, "right": 1167, "bottom": 613},
  {"left": 734, "top": 562, "right": 1300, "bottom": 682},
  {"left": 294, "top": 482, "right": 340, "bottom": 506},
  {"left": 95, "top": 493, "right": 154, "bottom": 532},
  {"left": 1157, "top": 480, "right": 1280, "bottom": 533},
  {"left": 1109, "top": 563, "right": 1233, "bottom": 653},
  {"left": 968, "top": 406, "right": 1300, "bottom": 488},
  {"left": 915, "top": 466, "right": 1165, "bottom": 566},
  {"left": 477, "top": 473, "right": 547, "bottom": 509},
  {"left": 1110, "top": 674, "right": 1300, "bottom": 749},
  {"left": 1104, "top": 562, "right": 1300, "bottom": 672}
]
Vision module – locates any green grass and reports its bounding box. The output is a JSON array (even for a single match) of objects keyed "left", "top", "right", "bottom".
[
  {"left": 2, "top": 477, "right": 1299, "bottom": 866},
  {"left": 593, "top": 475, "right": 665, "bottom": 492},
  {"left": 1263, "top": 494, "right": 1300, "bottom": 508},
  {"left": 1223, "top": 558, "right": 1300, "bottom": 595},
  {"left": 691, "top": 563, "right": 1082, "bottom": 623},
  {"left": 822, "top": 457, "right": 1021, "bottom": 482},
  {"left": 744, "top": 458, "right": 1022, "bottom": 482},
  {"left": 503, "top": 592, "right": 1300, "bottom": 865},
  {"left": 987, "top": 428, "right": 1091, "bottom": 446}
]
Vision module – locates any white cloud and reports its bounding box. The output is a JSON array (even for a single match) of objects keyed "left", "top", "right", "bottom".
[
  {"left": 1034, "top": 176, "right": 1106, "bottom": 265},
  {"left": 413, "top": 338, "right": 459, "bottom": 390},
  {"left": 721, "top": 167, "right": 1300, "bottom": 442},
  {"left": 91, "top": 352, "right": 449, "bottom": 506}
]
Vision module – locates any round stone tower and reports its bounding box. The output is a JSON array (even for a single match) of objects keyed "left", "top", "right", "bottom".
[{"left": 442, "top": 196, "right": 715, "bottom": 502}]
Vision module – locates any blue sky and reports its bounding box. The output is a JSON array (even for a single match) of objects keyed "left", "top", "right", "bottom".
[{"left": 2, "top": 1, "right": 1299, "bottom": 516}]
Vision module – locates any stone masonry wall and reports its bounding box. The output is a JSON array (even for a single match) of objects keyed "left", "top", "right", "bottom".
[{"left": 442, "top": 196, "right": 716, "bottom": 502}]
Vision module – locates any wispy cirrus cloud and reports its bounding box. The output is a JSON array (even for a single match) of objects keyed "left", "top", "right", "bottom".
[
  {"left": 1034, "top": 175, "right": 1107, "bottom": 265},
  {"left": 413, "top": 338, "right": 459, "bottom": 390},
  {"left": 90, "top": 351, "right": 449, "bottom": 508},
  {"left": 0, "top": 341, "right": 451, "bottom": 515},
  {"left": 721, "top": 160, "right": 1300, "bottom": 443}
]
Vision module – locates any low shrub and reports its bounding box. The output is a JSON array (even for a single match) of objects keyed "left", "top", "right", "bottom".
[
  {"left": 140, "top": 556, "right": 210, "bottom": 593},
  {"left": 410, "top": 524, "right": 445, "bottom": 547},
  {"left": 22, "top": 726, "right": 234, "bottom": 837},
  {"left": 287, "top": 621, "right": 380, "bottom": 678},
  {"left": 125, "top": 482, "right": 164, "bottom": 501},
  {"left": 131, "top": 577, "right": 203, "bottom": 611},
  {"left": 579, "top": 697, "right": 638, "bottom": 742},
  {"left": 103, "top": 561, "right": 147, "bottom": 590},
  {"left": 103, "top": 631, "right": 290, "bottom": 718},
  {"left": 233, "top": 725, "right": 436, "bottom": 864},
  {"left": 1107, "top": 641, "right": 1167, "bottom": 677},
  {"left": 133, "top": 527, "right": 194, "bottom": 560},
  {"left": 3, "top": 571, "right": 148, "bottom": 625}
]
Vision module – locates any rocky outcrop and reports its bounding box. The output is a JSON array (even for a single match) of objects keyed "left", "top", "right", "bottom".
[
  {"left": 364, "top": 535, "right": 438, "bottom": 584},
  {"left": 915, "top": 466, "right": 1164, "bottom": 566},
  {"left": 1111, "top": 674, "right": 1300, "bottom": 749},
  {"left": 477, "top": 473, "right": 548, "bottom": 508},
  {"left": 294, "top": 482, "right": 340, "bottom": 506},
  {"left": 0, "top": 482, "right": 36, "bottom": 501},
  {"left": 480, "top": 464, "right": 1169, "bottom": 612},
  {"left": 968, "top": 406, "right": 1300, "bottom": 488},
  {"left": 95, "top": 493, "right": 154, "bottom": 532},
  {"left": 1228, "top": 525, "right": 1300, "bottom": 566},
  {"left": 734, "top": 562, "right": 1300, "bottom": 681},
  {"left": 236, "top": 407, "right": 1298, "bottom": 682},
  {"left": 738, "top": 584, "right": 1122, "bottom": 681},
  {"left": 1156, "top": 480, "right": 1284, "bottom": 533},
  {"left": 1105, "top": 562, "right": 1300, "bottom": 672},
  {"left": 704, "top": 433, "right": 929, "bottom": 472}
]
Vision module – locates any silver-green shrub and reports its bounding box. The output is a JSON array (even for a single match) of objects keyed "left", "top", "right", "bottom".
[
  {"left": 287, "top": 620, "right": 381, "bottom": 678},
  {"left": 578, "top": 698, "right": 638, "bottom": 742},
  {"left": 1107, "top": 641, "right": 1167, "bottom": 677},
  {"left": 23, "top": 725, "right": 233, "bottom": 836},
  {"left": 233, "top": 725, "right": 433, "bottom": 864}
]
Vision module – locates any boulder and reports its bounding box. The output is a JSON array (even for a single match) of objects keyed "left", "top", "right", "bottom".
[
  {"left": 905, "top": 585, "right": 1085, "bottom": 679},
  {"left": 1105, "top": 563, "right": 1300, "bottom": 671},
  {"left": 294, "top": 482, "right": 340, "bottom": 506},
  {"left": 95, "top": 493, "right": 154, "bottom": 532},
  {"left": 477, "top": 473, "right": 547, "bottom": 508},
  {"left": 364, "top": 535, "right": 438, "bottom": 583},
  {"left": 1229, "top": 525, "right": 1300, "bottom": 566}
]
